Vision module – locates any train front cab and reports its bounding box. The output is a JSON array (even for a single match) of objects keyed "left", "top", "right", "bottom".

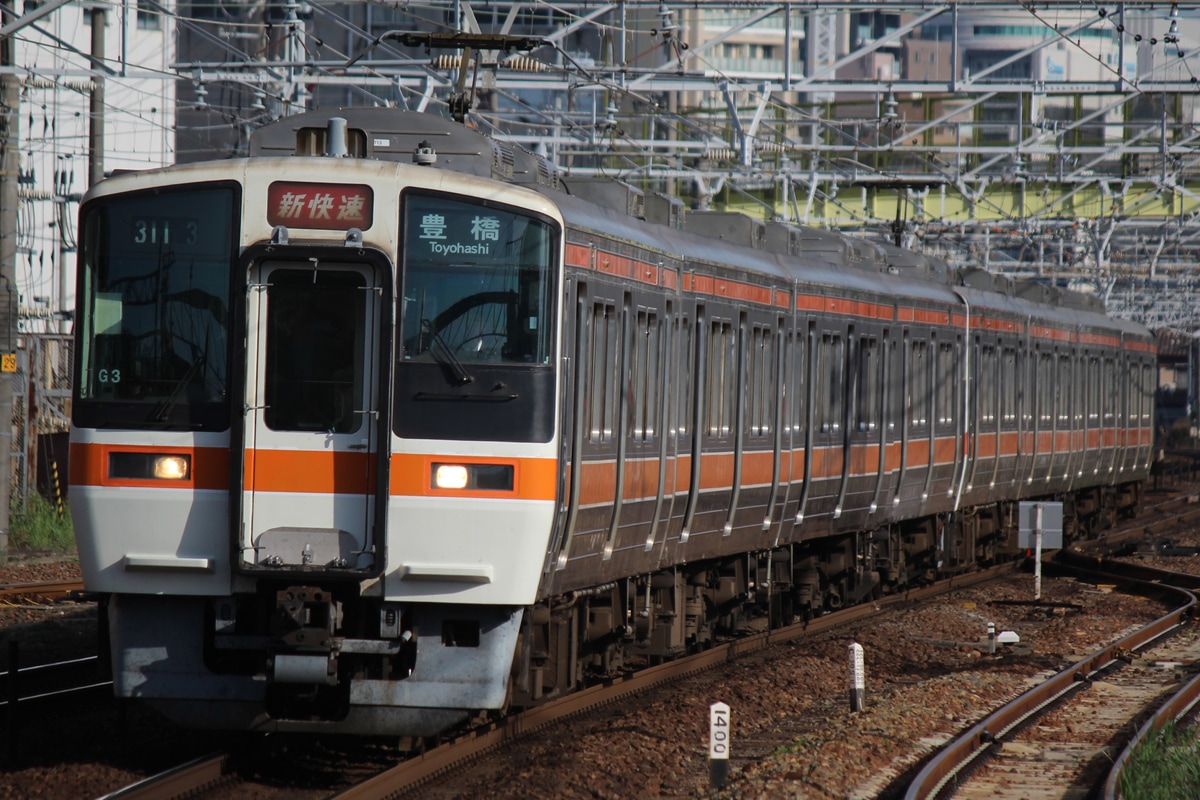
[{"left": 70, "top": 167, "right": 567, "bottom": 736}]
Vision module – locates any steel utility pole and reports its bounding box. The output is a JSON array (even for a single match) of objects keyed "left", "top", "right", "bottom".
[
  {"left": 89, "top": 5, "right": 105, "bottom": 185},
  {"left": 0, "top": 4, "right": 19, "bottom": 563}
]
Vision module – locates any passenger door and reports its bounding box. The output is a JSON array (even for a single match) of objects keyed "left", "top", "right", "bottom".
[{"left": 239, "top": 260, "right": 382, "bottom": 572}]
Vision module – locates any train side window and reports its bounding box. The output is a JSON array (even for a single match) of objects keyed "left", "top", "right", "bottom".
[
  {"left": 818, "top": 332, "right": 844, "bottom": 434},
  {"left": 979, "top": 344, "right": 996, "bottom": 426},
  {"left": 1036, "top": 350, "right": 1052, "bottom": 425},
  {"left": 1087, "top": 356, "right": 1100, "bottom": 424},
  {"left": 630, "top": 308, "right": 659, "bottom": 442},
  {"left": 707, "top": 319, "right": 735, "bottom": 437},
  {"left": 1123, "top": 362, "right": 1132, "bottom": 427},
  {"left": 1056, "top": 354, "right": 1071, "bottom": 424},
  {"left": 1078, "top": 356, "right": 1087, "bottom": 425},
  {"left": 589, "top": 301, "right": 618, "bottom": 443},
  {"left": 1103, "top": 357, "right": 1116, "bottom": 427},
  {"left": 857, "top": 335, "right": 878, "bottom": 433},
  {"left": 631, "top": 309, "right": 647, "bottom": 440},
  {"left": 887, "top": 338, "right": 899, "bottom": 432},
  {"left": 1001, "top": 345, "right": 1016, "bottom": 423},
  {"left": 1022, "top": 346, "right": 1035, "bottom": 427},
  {"left": 677, "top": 315, "right": 693, "bottom": 439},
  {"left": 1142, "top": 363, "right": 1154, "bottom": 425},
  {"left": 790, "top": 328, "right": 808, "bottom": 438},
  {"left": 936, "top": 341, "right": 955, "bottom": 428},
  {"left": 908, "top": 339, "right": 927, "bottom": 427},
  {"left": 747, "top": 325, "right": 773, "bottom": 437}
]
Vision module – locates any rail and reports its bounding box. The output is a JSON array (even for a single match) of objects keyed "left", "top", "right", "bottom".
[{"left": 903, "top": 557, "right": 1198, "bottom": 800}]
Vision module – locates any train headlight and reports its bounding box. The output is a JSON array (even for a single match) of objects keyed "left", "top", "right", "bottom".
[
  {"left": 431, "top": 463, "right": 514, "bottom": 492},
  {"left": 153, "top": 456, "right": 191, "bottom": 480},
  {"left": 433, "top": 464, "right": 469, "bottom": 490},
  {"left": 108, "top": 452, "right": 191, "bottom": 481}
]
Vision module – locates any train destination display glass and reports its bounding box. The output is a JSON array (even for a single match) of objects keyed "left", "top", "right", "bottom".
[{"left": 75, "top": 184, "right": 237, "bottom": 430}]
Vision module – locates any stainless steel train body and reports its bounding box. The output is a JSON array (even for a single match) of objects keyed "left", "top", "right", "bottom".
[{"left": 68, "top": 109, "right": 1156, "bottom": 737}]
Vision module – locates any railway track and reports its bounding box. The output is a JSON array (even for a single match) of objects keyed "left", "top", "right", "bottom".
[
  {"left": 902, "top": 524, "right": 1200, "bottom": 799},
  {"left": 90, "top": 563, "right": 1020, "bottom": 800},
  {"left": 17, "top": 486, "right": 1200, "bottom": 799},
  {"left": 0, "top": 578, "right": 86, "bottom": 604}
]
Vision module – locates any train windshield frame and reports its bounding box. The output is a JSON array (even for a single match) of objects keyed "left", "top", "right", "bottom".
[
  {"left": 396, "top": 190, "right": 559, "bottom": 442},
  {"left": 74, "top": 182, "right": 240, "bottom": 430}
]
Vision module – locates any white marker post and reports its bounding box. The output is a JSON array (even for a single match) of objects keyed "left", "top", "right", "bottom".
[
  {"left": 849, "top": 642, "right": 865, "bottom": 712},
  {"left": 1034, "top": 503, "right": 1043, "bottom": 601},
  {"left": 709, "top": 701, "right": 731, "bottom": 789},
  {"left": 987, "top": 622, "right": 996, "bottom": 655}
]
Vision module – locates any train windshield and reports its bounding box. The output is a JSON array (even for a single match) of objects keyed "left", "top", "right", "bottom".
[
  {"left": 400, "top": 192, "right": 555, "bottom": 365},
  {"left": 74, "top": 184, "right": 237, "bottom": 430},
  {"left": 397, "top": 191, "right": 558, "bottom": 443}
]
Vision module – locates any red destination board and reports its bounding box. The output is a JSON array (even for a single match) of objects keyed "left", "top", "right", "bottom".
[{"left": 266, "top": 181, "right": 374, "bottom": 230}]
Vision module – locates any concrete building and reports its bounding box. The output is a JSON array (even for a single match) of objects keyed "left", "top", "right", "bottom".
[{"left": 5, "top": 0, "right": 175, "bottom": 329}]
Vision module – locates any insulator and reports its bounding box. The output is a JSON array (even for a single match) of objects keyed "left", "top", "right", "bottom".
[
  {"left": 17, "top": 187, "right": 54, "bottom": 201},
  {"left": 22, "top": 76, "right": 94, "bottom": 93},
  {"left": 432, "top": 54, "right": 463, "bottom": 71},
  {"left": 503, "top": 55, "right": 544, "bottom": 73}
]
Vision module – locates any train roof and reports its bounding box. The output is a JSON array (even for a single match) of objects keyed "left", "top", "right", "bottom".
[{"left": 113, "top": 108, "right": 1151, "bottom": 343}]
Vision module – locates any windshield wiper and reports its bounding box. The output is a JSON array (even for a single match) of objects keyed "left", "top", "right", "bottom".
[{"left": 420, "top": 318, "right": 474, "bottom": 386}]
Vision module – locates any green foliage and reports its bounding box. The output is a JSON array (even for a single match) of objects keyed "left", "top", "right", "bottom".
[
  {"left": 9, "top": 492, "right": 75, "bottom": 553},
  {"left": 1121, "top": 723, "right": 1200, "bottom": 799}
]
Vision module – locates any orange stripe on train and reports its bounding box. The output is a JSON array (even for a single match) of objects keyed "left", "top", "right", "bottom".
[{"left": 69, "top": 442, "right": 230, "bottom": 490}]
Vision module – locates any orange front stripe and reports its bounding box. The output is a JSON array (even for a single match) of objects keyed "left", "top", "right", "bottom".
[
  {"left": 246, "top": 449, "right": 374, "bottom": 494},
  {"left": 69, "top": 442, "right": 230, "bottom": 490}
]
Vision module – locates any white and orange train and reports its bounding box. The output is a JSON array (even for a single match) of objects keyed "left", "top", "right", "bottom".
[{"left": 69, "top": 108, "right": 1155, "bottom": 736}]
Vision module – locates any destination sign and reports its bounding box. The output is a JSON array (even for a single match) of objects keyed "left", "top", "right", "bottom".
[
  {"left": 405, "top": 194, "right": 527, "bottom": 266},
  {"left": 267, "top": 181, "right": 374, "bottom": 230}
]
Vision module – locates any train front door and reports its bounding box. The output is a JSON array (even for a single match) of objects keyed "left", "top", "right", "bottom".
[{"left": 239, "top": 260, "right": 383, "bottom": 573}]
